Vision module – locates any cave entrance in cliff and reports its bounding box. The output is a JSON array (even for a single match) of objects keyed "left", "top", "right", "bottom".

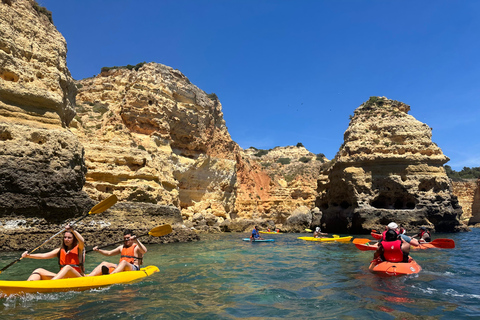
[{"left": 371, "top": 194, "right": 417, "bottom": 210}]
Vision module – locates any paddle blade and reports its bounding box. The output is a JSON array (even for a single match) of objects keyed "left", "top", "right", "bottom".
[
  {"left": 149, "top": 224, "right": 172, "bottom": 237},
  {"left": 355, "top": 243, "right": 377, "bottom": 251},
  {"left": 305, "top": 229, "right": 312, "bottom": 232},
  {"left": 430, "top": 238, "right": 455, "bottom": 249},
  {"left": 353, "top": 238, "right": 371, "bottom": 244},
  {"left": 89, "top": 194, "right": 118, "bottom": 215}
]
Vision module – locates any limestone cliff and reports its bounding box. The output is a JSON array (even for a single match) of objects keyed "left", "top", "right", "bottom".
[
  {"left": 234, "top": 146, "right": 325, "bottom": 225},
  {"left": 316, "top": 97, "right": 465, "bottom": 233},
  {"left": 73, "top": 63, "right": 240, "bottom": 231},
  {"left": 453, "top": 179, "right": 480, "bottom": 226},
  {"left": 73, "top": 65, "right": 325, "bottom": 232},
  {"left": 0, "top": 0, "right": 92, "bottom": 220}
]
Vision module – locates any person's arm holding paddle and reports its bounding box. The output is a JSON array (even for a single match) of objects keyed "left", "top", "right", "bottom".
[
  {"left": 92, "top": 245, "right": 122, "bottom": 257},
  {"left": 131, "top": 235, "right": 147, "bottom": 255},
  {"left": 21, "top": 248, "right": 59, "bottom": 260},
  {"left": 66, "top": 225, "right": 85, "bottom": 253}
]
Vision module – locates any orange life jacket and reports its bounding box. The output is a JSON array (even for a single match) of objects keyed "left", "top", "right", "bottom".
[
  {"left": 58, "top": 245, "right": 84, "bottom": 274},
  {"left": 120, "top": 244, "right": 142, "bottom": 265},
  {"left": 381, "top": 239, "right": 406, "bottom": 262}
]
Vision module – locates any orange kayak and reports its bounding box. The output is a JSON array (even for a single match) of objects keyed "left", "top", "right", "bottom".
[
  {"left": 369, "top": 257, "right": 421, "bottom": 276},
  {"left": 371, "top": 232, "right": 382, "bottom": 240}
]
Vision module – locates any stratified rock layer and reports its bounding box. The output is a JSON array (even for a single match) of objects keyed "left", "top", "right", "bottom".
[
  {"left": 74, "top": 63, "right": 240, "bottom": 229},
  {"left": 0, "top": 0, "right": 92, "bottom": 221},
  {"left": 316, "top": 97, "right": 465, "bottom": 233},
  {"left": 453, "top": 179, "right": 480, "bottom": 226}
]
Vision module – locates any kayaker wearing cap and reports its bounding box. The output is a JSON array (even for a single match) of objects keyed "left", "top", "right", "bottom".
[
  {"left": 88, "top": 229, "right": 147, "bottom": 276},
  {"left": 21, "top": 225, "right": 85, "bottom": 281},
  {"left": 379, "top": 222, "right": 419, "bottom": 247},
  {"left": 250, "top": 226, "right": 264, "bottom": 241},
  {"left": 313, "top": 227, "right": 327, "bottom": 238},
  {"left": 412, "top": 227, "right": 432, "bottom": 243},
  {"left": 374, "top": 229, "right": 411, "bottom": 263}
]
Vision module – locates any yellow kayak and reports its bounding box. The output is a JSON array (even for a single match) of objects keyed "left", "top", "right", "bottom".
[
  {"left": 297, "top": 236, "right": 352, "bottom": 242},
  {"left": 0, "top": 265, "right": 159, "bottom": 297}
]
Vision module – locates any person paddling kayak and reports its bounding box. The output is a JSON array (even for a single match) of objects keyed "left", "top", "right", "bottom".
[
  {"left": 412, "top": 226, "right": 432, "bottom": 243},
  {"left": 21, "top": 225, "right": 85, "bottom": 281},
  {"left": 250, "top": 226, "right": 264, "bottom": 241},
  {"left": 88, "top": 229, "right": 147, "bottom": 276},
  {"left": 374, "top": 229, "right": 412, "bottom": 262},
  {"left": 313, "top": 227, "right": 327, "bottom": 238}
]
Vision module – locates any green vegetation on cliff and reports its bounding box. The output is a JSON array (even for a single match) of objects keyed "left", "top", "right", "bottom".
[{"left": 445, "top": 165, "right": 480, "bottom": 181}]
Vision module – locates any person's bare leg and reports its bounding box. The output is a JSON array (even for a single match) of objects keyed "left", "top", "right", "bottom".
[
  {"left": 27, "top": 268, "right": 56, "bottom": 281},
  {"left": 87, "top": 262, "right": 117, "bottom": 276}
]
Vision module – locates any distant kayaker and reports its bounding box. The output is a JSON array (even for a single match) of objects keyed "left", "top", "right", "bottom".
[
  {"left": 412, "top": 226, "right": 432, "bottom": 243},
  {"left": 250, "top": 226, "right": 264, "bottom": 241},
  {"left": 374, "top": 229, "right": 411, "bottom": 263},
  {"left": 21, "top": 225, "right": 85, "bottom": 281},
  {"left": 313, "top": 227, "right": 327, "bottom": 238},
  {"left": 88, "top": 229, "right": 147, "bottom": 276}
]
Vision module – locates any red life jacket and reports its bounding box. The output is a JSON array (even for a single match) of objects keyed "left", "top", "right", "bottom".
[
  {"left": 381, "top": 229, "right": 400, "bottom": 241},
  {"left": 120, "top": 244, "right": 142, "bottom": 265},
  {"left": 58, "top": 245, "right": 84, "bottom": 274},
  {"left": 381, "top": 240, "right": 405, "bottom": 262},
  {"left": 419, "top": 230, "right": 431, "bottom": 242}
]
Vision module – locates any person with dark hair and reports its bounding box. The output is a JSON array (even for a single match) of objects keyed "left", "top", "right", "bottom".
[
  {"left": 88, "top": 229, "right": 147, "bottom": 276},
  {"left": 250, "top": 226, "right": 264, "bottom": 241},
  {"left": 374, "top": 229, "right": 411, "bottom": 263},
  {"left": 412, "top": 226, "right": 432, "bottom": 243},
  {"left": 22, "top": 225, "right": 85, "bottom": 280}
]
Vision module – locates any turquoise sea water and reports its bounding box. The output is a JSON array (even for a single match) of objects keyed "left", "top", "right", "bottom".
[{"left": 0, "top": 228, "right": 479, "bottom": 319}]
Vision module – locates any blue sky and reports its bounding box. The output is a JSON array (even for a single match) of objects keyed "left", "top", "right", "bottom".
[{"left": 40, "top": 0, "right": 480, "bottom": 170}]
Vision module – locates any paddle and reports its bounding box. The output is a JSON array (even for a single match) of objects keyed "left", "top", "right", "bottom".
[
  {"left": 0, "top": 194, "right": 118, "bottom": 275},
  {"left": 353, "top": 238, "right": 372, "bottom": 244},
  {"left": 86, "top": 224, "right": 173, "bottom": 253},
  {"left": 354, "top": 243, "right": 378, "bottom": 251},
  {"left": 419, "top": 238, "right": 455, "bottom": 249},
  {"left": 305, "top": 229, "right": 312, "bottom": 232}
]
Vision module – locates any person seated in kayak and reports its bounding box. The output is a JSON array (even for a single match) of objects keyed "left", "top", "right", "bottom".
[
  {"left": 88, "top": 229, "right": 147, "bottom": 276},
  {"left": 313, "top": 227, "right": 327, "bottom": 238},
  {"left": 412, "top": 226, "right": 432, "bottom": 243},
  {"left": 250, "top": 226, "right": 264, "bottom": 241},
  {"left": 21, "top": 225, "right": 85, "bottom": 281},
  {"left": 374, "top": 229, "right": 411, "bottom": 263},
  {"left": 377, "top": 222, "right": 419, "bottom": 248}
]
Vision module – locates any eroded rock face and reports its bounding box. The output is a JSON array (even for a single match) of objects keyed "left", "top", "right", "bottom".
[
  {"left": 452, "top": 180, "right": 480, "bottom": 225},
  {"left": 73, "top": 65, "right": 325, "bottom": 232},
  {"left": 0, "top": 0, "right": 76, "bottom": 127},
  {"left": 234, "top": 146, "right": 325, "bottom": 224},
  {"left": 316, "top": 97, "right": 465, "bottom": 233},
  {"left": 0, "top": 0, "right": 92, "bottom": 222},
  {"left": 73, "top": 63, "right": 239, "bottom": 225}
]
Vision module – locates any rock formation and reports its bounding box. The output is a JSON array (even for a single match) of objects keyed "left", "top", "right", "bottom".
[
  {"left": 73, "top": 63, "right": 239, "bottom": 232},
  {"left": 73, "top": 64, "right": 324, "bottom": 232},
  {"left": 0, "top": 0, "right": 93, "bottom": 222},
  {"left": 0, "top": 1, "right": 191, "bottom": 250},
  {"left": 233, "top": 146, "right": 326, "bottom": 231},
  {"left": 316, "top": 97, "right": 466, "bottom": 233},
  {"left": 453, "top": 179, "right": 480, "bottom": 226}
]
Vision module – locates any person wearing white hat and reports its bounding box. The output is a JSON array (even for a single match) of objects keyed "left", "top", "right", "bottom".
[
  {"left": 313, "top": 226, "right": 327, "bottom": 238},
  {"left": 379, "top": 222, "right": 419, "bottom": 246}
]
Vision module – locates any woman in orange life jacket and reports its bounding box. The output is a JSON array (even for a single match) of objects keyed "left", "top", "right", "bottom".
[
  {"left": 374, "top": 229, "right": 412, "bottom": 262},
  {"left": 21, "top": 225, "right": 85, "bottom": 281},
  {"left": 88, "top": 229, "right": 147, "bottom": 276}
]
